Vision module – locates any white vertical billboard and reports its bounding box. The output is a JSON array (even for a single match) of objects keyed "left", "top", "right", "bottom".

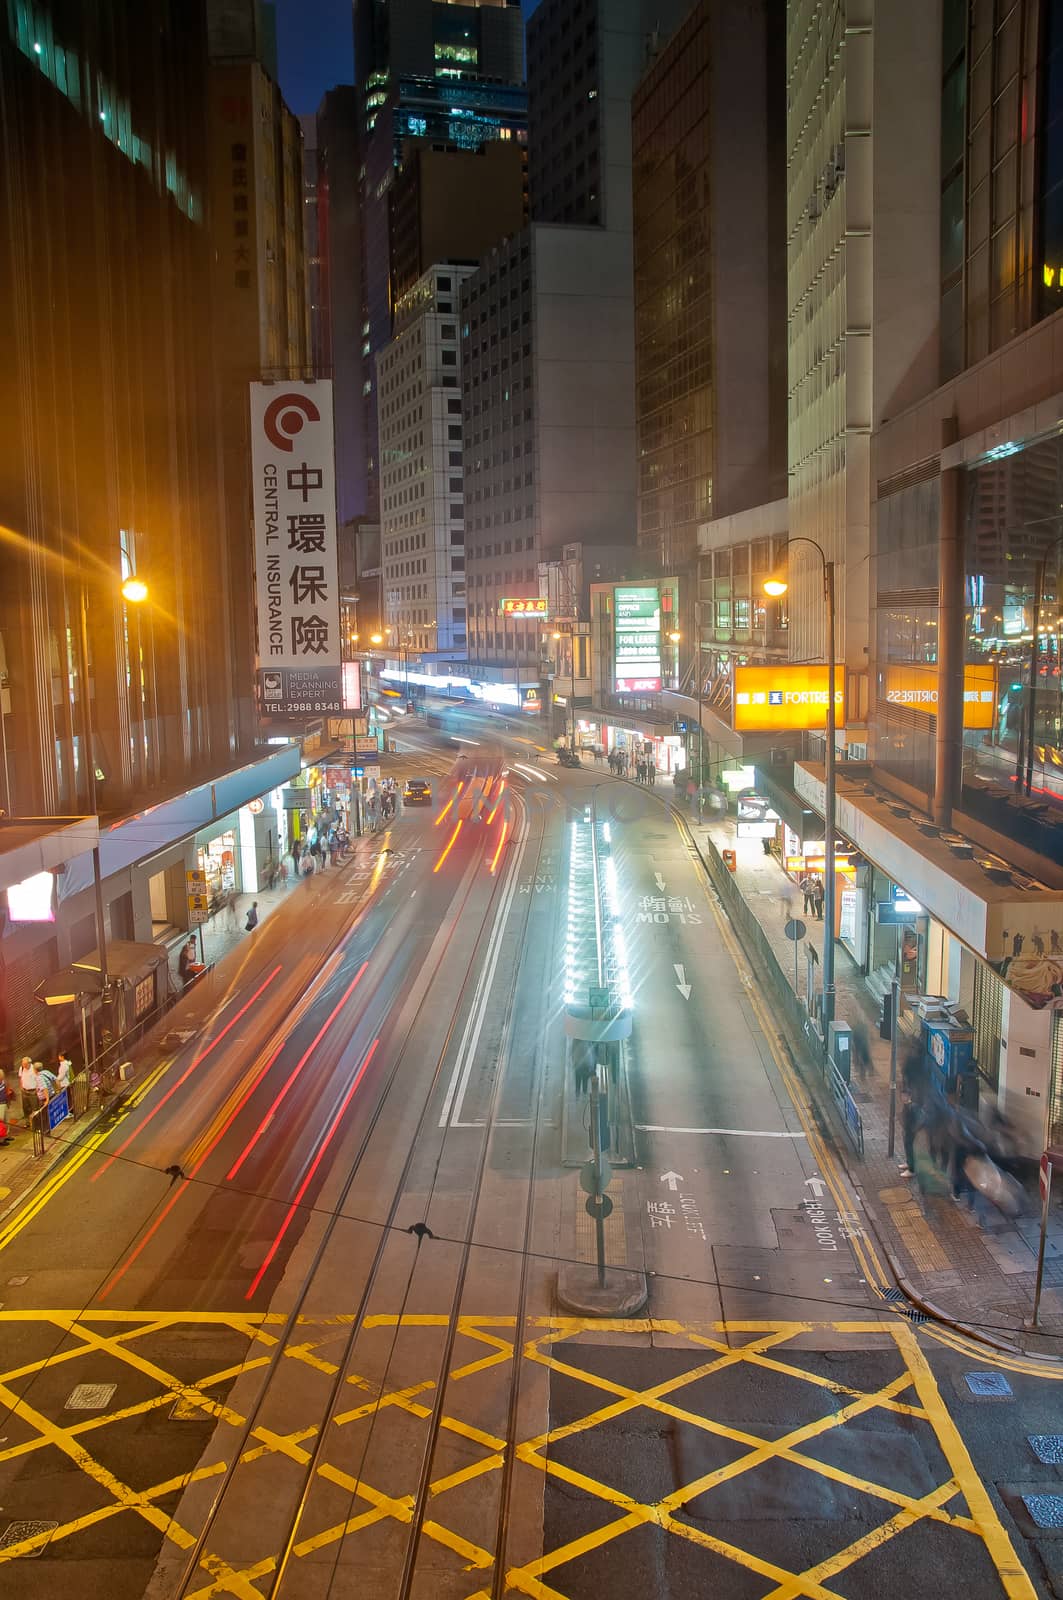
[{"left": 250, "top": 380, "right": 343, "bottom": 715}]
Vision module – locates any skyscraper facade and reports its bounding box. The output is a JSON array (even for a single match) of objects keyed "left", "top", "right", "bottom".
[
  {"left": 632, "top": 0, "right": 786, "bottom": 576},
  {"left": 378, "top": 265, "right": 476, "bottom": 658},
  {"left": 0, "top": 0, "right": 300, "bottom": 1057}
]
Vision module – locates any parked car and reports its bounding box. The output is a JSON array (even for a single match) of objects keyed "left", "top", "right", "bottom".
[{"left": 402, "top": 777, "right": 433, "bottom": 804}]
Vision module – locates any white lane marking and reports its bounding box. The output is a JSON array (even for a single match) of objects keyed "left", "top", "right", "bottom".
[
  {"left": 673, "top": 962, "right": 692, "bottom": 1000},
  {"left": 660, "top": 1170, "right": 683, "bottom": 1191},
  {"left": 437, "top": 820, "right": 529, "bottom": 1128},
  {"left": 804, "top": 1175, "right": 827, "bottom": 1198},
  {"left": 655, "top": 872, "right": 666, "bottom": 891},
  {"left": 636, "top": 1125, "right": 808, "bottom": 1138}
]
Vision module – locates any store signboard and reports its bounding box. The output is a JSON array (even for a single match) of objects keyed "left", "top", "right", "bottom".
[
  {"left": 733, "top": 665, "right": 845, "bottom": 732},
  {"left": 882, "top": 663, "right": 997, "bottom": 730},
  {"left": 737, "top": 820, "right": 776, "bottom": 839},
  {"left": 499, "top": 596, "right": 548, "bottom": 616},
  {"left": 355, "top": 734, "right": 379, "bottom": 754},
  {"left": 186, "top": 868, "right": 209, "bottom": 927},
  {"left": 614, "top": 585, "right": 661, "bottom": 692},
  {"left": 342, "top": 660, "right": 362, "bottom": 711},
  {"left": 250, "top": 380, "right": 342, "bottom": 716}
]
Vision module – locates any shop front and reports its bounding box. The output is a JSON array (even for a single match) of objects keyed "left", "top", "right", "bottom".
[{"left": 601, "top": 721, "right": 686, "bottom": 777}]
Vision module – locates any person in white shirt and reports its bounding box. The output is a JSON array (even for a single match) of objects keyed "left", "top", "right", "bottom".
[
  {"left": 56, "top": 1053, "right": 73, "bottom": 1092},
  {"left": 18, "top": 1057, "right": 38, "bottom": 1120}
]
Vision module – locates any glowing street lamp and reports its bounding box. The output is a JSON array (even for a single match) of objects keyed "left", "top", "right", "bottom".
[{"left": 120, "top": 576, "right": 149, "bottom": 604}]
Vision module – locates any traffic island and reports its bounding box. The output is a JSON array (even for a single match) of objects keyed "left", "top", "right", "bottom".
[{"left": 557, "top": 1262, "right": 648, "bottom": 1317}]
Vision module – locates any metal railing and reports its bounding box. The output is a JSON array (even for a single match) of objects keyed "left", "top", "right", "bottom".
[{"left": 692, "top": 821, "right": 864, "bottom": 1157}]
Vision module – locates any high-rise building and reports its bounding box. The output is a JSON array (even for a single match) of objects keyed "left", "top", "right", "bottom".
[
  {"left": 206, "top": 44, "right": 311, "bottom": 743},
  {"left": 781, "top": 0, "right": 1063, "bottom": 1158},
  {"left": 463, "top": 0, "right": 690, "bottom": 680},
  {"left": 527, "top": 0, "right": 692, "bottom": 230},
  {"left": 632, "top": 0, "right": 786, "bottom": 577},
  {"left": 377, "top": 265, "right": 476, "bottom": 660},
  {"left": 352, "top": 0, "right": 526, "bottom": 537},
  {"left": 354, "top": 0, "right": 523, "bottom": 97},
  {"left": 462, "top": 227, "right": 637, "bottom": 676},
  {"left": 317, "top": 87, "right": 371, "bottom": 523},
  {"left": 0, "top": 1, "right": 299, "bottom": 1059},
  {"left": 388, "top": 140, "right": 525, "bottom": 305}
]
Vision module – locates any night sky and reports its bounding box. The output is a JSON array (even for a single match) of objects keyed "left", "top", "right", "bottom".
[{"left": 273, "top": 0, "right": 540, "bottom": 117}]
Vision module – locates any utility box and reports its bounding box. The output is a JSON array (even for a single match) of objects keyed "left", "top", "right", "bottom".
[{"left": 827, "top": 1021, "right": 853, "bottom": 1085}]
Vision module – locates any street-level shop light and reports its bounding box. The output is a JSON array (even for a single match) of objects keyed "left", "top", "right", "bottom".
[
  {"left": 761, "top": 543, "right": 837, "bottom": 1028},
  {"left": 370, "top": 633, "right": 383, "bottom": 645}
]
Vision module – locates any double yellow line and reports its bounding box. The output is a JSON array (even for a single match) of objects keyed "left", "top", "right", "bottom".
[{"left": 0, "top": 1060, "right": 173, "bottom": 1254}]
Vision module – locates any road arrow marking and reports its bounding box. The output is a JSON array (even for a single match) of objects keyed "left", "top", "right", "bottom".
[
  {"left": 804, "top": 1176, "right": 827, "bottom": 1199},
  {"left": 673, "top": 963, "right": 692, "bottom": 1000},
  {"left": 655, "top": 872, "right": 666, "bottom": 891},
  {"left": 660, "top": 1170, "right": 684, "bottom": 1191}
]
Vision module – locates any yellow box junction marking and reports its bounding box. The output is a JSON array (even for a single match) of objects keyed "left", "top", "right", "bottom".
[{"left": 0, "top": 1310, "right": 1035, "bottom": 1600}]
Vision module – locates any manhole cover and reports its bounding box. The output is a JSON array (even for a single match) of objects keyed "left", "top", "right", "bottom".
[
  {"left": 0, "top": 1520, "right": 58, "bottom": 1556},
  {"left": 1029, "top": 1436, "right": 1063, "bottom": 1464},
  {"left": 964, "top": 1371, "right": 1013, "bottom": 1398},
  {"left": 1023, "top": 1494, "right": 1063, "bottom": 1529},
  {"left": 65, "top": 1382, "right": 116, "bottom": 1411}
]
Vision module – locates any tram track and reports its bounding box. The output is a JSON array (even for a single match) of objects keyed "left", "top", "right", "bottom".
[{"left": 161, "top": 769, "right": 556, "bottom": 1598}]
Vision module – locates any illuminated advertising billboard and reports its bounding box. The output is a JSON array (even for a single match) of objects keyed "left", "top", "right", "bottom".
[
  {"left": 882, "top": 663, "right": 997, "bottom": 730},
  {"left": 250, "top": 380, "right": 342, "bottom": 716},
  {"left": 499, "top": 596, "right": 548, "bottom": 617},
  {"left": 614, "top": 585, "right": 661, "bottom": 692},
  {"left": 733, "top": 665, "right": 845, "bottom": 732}
]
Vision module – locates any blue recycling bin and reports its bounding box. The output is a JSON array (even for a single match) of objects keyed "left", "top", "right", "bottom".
[{"left": 924, "top": 1020, "right": 976, "bottom": 1090}]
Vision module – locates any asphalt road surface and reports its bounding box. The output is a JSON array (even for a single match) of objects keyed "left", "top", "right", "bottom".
[{"left": 0, "top": 710, "right": 1055, "bottom": 1600}]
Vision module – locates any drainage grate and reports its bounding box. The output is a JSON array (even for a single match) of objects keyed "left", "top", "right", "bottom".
[
  {"left": 65, "top": 1382, "right": 116, "bottom": 1411},
  {"left": 1029, "top": 1436, "right": 1063, "bottom": 1465},
  {"left": 964, "top": 1371, "right": 1013, "bottom": 1398},
  {"left": 880, "top": 1287, "right": 928, "bottom": 1324},
  {"left": 1023, "top": 1494, "right": 1063, "bottom": 1529},
  {"left": 0, "top": 1520, "right": 59, "bottom": 1557}
]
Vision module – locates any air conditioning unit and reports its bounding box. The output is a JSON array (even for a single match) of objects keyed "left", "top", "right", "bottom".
[
  {"left": 808, "top": 191, "right": 821, "bottom": 219},
  {"left": 833, "top": 141, "right": 845, "bottom": 174}
]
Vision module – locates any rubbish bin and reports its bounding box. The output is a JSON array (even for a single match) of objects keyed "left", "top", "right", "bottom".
[
  {"left": 879, "top": 993, "right": 892, "bottom": 1041},
  {"left": 722, "top": 849, "right": 736, "bottom": 872}
]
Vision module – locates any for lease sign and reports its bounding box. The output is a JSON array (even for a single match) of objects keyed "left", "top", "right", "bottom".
[{"left": 614, "top": 585, "right": 661, "bottom": 693}]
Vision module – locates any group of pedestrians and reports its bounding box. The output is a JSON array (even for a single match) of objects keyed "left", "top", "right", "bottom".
[
  {"left": 800, "top": 872, "right": 825, "bottom": 919},
  {"left": 899, "top": 1045, "right": 1023, "bottom": 1221},
  {"left": 606, "top": 745, "right": 658, "bottom": 783},
  {"left": 1, "top": 1052, "right": 76, "bottom": 1143}
]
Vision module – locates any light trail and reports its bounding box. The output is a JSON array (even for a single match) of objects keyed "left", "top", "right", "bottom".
[
  {"left": 225, "top": 961, "right": 369, "bottom": 1181},
  {"left": 245, "top": 1037, "right": 380, "bottom": 1299},
  {"left": 90, "top": 965, "right": 283, "bottom": 1183},
  {"left": 433, "top": 819, "right": 463, "bottom": 872}
]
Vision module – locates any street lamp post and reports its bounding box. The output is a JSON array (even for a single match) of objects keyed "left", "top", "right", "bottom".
[
  {"left": 76, "top": 573, "right": 152, "bottom": 1002},
  {"left": 1023, "top": 536, "right": 1063, "bottom": 796},
  {"left": 764, "top": 541, "right": 838, "bottom": 1029},
  {"left": 553, "top": 628, "right": 576, "bottom": 747}
]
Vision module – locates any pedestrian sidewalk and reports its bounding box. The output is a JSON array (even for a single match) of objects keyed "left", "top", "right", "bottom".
[
  {"left": 697, "top": 812, "right": 1063, "bottom": 1351},
  {"left": 0, "top": 836, "right": 380, "bottom": 1216}
]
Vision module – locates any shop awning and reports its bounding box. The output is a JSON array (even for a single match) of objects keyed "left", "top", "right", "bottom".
[
  {"left": 753, "top": 766, "right": 824, "bottom": 841},
  {"left": 795, "top": 761, "right": 1063, "bottom": 1010},
  {"left": 0, "top": 816, "right": 99, "bottom": 893},
  {"left": 36, "top": 966, "right": 106, "bottom": 1007},
  {"left": 57, "top": 745, "right": 300, "bottom": 901},
  {"left": 72, "top": 940, "right": 170, "bottom": 981}
]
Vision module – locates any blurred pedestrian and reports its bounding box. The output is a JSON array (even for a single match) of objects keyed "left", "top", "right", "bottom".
[
  {"left": 850, "top": 1021, "right": 873, "bottom": 1082},
  {"left": 245, "top": 900, "right": 259, "bottom": 933},
  {"left": 801, "top": 874, "right": 816, "bottom": 915},
  {"left": 811, "top": 876, "right": 825, "bottom": 920},
  {"left": 56, "top": 1052, "right": 74, "bottom": 1093}
]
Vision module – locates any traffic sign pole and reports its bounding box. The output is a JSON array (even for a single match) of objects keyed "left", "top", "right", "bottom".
[{"left": 590, "top": 1066, "right": 607, "bottom": 1288}]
